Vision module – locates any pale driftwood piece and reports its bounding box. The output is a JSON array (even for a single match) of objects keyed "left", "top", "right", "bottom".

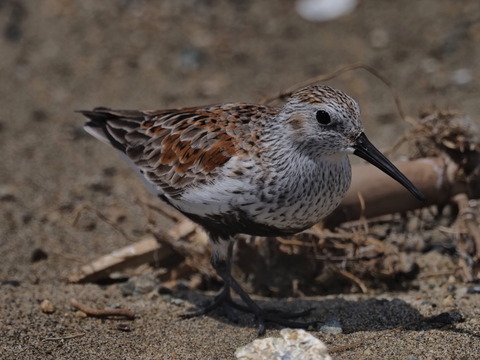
[
  {"left": 151, "top": 218, "right": 214, "bottom": 277},
  {"left": 68, "top": 235, "right": 168, "bottom": 283},
  {"left": 68, "top": 216, "right": 204, "bottom": 283},
  {"left": 323, "top": 157, "right": 460, "bottom": 228}
]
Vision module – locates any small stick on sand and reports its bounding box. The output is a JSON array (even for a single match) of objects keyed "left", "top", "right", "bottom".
[{"left": 70, "top": 298, "right": 135, "bottom": 319}]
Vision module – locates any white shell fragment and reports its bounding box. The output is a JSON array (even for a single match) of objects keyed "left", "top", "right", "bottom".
[
  {"left": 235, "top": 328, "right": 332, "bottom": 360},
  {"left": 296, "top": 0, "right": 358, "bottom": 22}
]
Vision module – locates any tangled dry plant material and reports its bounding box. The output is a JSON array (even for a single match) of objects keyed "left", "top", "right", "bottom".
[
  {"left": 411, "top": 110, "right": 480, "bottom": 282},
  {"left": 70, "top": 70, "right": 480, "bottom": 298}
]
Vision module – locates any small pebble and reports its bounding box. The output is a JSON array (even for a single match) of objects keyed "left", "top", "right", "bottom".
[
  {"left": 1, "top": 280, "right": 21, "bottom": 287},
  {"left": 40, "top": 299, "right": 55, "bottom": 314},
  {"left": 31, "top": 248, "right": 48, "bottom": 263},
  {"left": 363, "top": 348, "right": 372, "bottom": 356},
  {"left": 133, "top": 274, "right": 158, "bottom": 294},
  {"left": 319, "top": 323, "right": 343, "bottom": 334},
  {"left": 178, "top": 46, "right": 204, "bottom": 70},
  {"left": 119, "top": 281, "right": 136, "bottom": 296},
  {"left": 442, "top": 295, "right": 455, "bottom": 305},
  {"left": 162, "top": 294, "right": 172, "bottom": 302},
  {"left": 319, "top": 318, "right": 343, "bottom": 334},
  {"left": 75, "top": 310, "right": 87, "bottom": 318},
  {"left": 467, "top": 285, "right": 480, "bottom": 294},
  {"left": 117, "top": 324, "right": 132, "bottom": 332},
  {"left": 109, "top": 272, "right": 129, "bottom": 281},
  {"left": 451, "top": 68, "right": 472, "bottom": 85},
  {"left": 119, "top": 274, "right": 158, "bottom": 296},
  {"left": 0, "top": 185, "right": 17, "bottom": 202},
  {"left": 170, "top": 298, "right": 185, "bottom": 306},
  {"left": 455, "top": 287, "right": 468, "bottom": 299}
]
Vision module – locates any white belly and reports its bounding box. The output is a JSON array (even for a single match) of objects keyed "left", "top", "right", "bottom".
[{"left": 174, "top": 155, "right": 352, "bottom": 232}]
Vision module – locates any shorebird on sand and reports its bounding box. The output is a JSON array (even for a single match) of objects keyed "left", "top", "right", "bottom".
[{"left": 79, "top": 84, "right": 424, "bottom": 335}]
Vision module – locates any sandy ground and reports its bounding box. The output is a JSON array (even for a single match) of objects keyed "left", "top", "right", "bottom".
[{"left": 1, "top": 0, "right": 480, "bottom": 359}]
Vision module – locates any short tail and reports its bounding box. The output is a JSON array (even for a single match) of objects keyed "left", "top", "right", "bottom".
[{"left": 77, "top": 107, "right": 145, "bottom": 152}]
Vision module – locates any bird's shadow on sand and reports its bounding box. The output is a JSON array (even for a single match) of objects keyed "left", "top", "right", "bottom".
[{"left": 174, "top": 289, "right": 474, "bottom": 336}]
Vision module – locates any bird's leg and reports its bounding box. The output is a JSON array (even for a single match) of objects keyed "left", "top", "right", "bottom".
[
  {"left": 210, "top": 239, "right": 319, "bottom": 336},
  {"left": 182, "top": 237, "right": 318, "bottom": 335},
  {"left": 180, "top": 240, "right": 239, "bottom": 323}
]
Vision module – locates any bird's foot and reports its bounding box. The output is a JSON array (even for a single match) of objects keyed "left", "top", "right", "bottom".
[
  {"left": 180, "top": 288, "right": 317, "bottom": 336},
  {"left": 226, "top": 299, "right": 314, "bottom": 319},
  {"left": 179, "top": 286, "right": 240, "bottom": 323},
  {"left": 224, "top": 282, "right": 319, "bottom": 335}
]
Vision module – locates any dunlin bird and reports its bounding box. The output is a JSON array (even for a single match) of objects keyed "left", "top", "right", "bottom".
[{"left": 80, "top": 85, "right": 424, "bottom": 335}]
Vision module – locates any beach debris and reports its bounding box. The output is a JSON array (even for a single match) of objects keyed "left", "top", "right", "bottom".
[
  {"left": 40, "top": 299, "right": 55, "bottom": 314},
  {"left": 235, "top": 328, "right": 332, "bottom": 360},
  {"left": 70, "top": 298, "right": 135, "bottom": 320}
]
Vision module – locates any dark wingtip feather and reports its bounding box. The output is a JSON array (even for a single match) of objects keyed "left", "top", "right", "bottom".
[
  {"left": 76, "top": 108, "right": 113, "bottom": 123},
  {"left": 77, "top": 108, "right": 127, "bottom": 152}
]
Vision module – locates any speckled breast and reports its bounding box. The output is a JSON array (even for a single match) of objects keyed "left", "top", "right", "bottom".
[{"left": 240, "top": 155, "right": 352, "bottom": 233}]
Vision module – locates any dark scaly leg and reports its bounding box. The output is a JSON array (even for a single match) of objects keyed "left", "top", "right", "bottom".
[
  {"left": 180, "top": 240, "right": 239, "bottom": 323},
  {"left": 180, "top": 240, "right": 241, "bottom": 323},
  {"left": 182, "top": 236, "right": 319, "bottom": 335}
]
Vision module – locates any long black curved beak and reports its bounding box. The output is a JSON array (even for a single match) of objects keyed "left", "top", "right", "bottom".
[{"left": 353, "top": 133, "right": 425, "bottom": 201}]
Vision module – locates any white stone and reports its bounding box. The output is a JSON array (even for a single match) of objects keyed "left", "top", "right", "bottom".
[
  {"left": 235, "top": 329, "right": 332, "bottom": 360},
  {"left": 296, "top": 0, "right": 358, "bottom": 22}
]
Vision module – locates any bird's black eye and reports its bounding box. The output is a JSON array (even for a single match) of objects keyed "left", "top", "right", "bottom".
[{"left": 316, "top": 110, "right": 331, "bottom": 125}]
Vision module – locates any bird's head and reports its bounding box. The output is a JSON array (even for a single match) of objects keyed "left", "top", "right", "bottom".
[{"left": 278, "top": 84, "right": 424, "bottom": 201}]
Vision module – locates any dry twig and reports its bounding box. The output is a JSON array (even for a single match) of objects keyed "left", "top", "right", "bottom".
[
  {"left": 338, "top": 269, "right": 368, "bottom": 293},
  {"left": 70, "top": 298, "right": 135, "bottom": 319}
]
